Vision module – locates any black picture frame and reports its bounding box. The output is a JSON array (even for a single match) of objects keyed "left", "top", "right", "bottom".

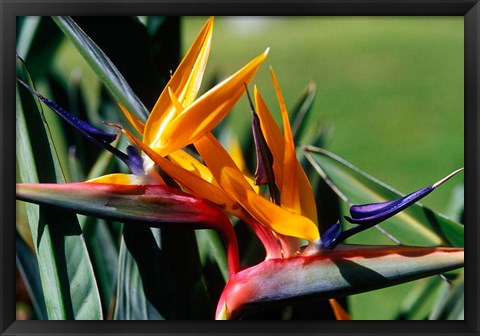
[{"left": 2, "top": 1, "right": 478, "bottom": 335}]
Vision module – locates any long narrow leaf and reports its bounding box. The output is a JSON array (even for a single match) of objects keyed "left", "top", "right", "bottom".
[
  {"left": 114, "top": 225, "right": 214, "bottom": 319},
  {"left": 81, "top": 217, "right": 119, "bottom": 315},
  {"left": 429, "top": 274, "right": 464, "bottom": 320},
  {"left": 113, "top": 233, "right": 164, "bottom": 320},
  {"left": 16, "top": 233, "right": 47, "bottom": 320},
  {"left": 17, "top": 17, "right": 42, "bottom": 58},
  {"left": 16, "top": 67, "right": 103, "bottom": 319},
  {"left": 290, "top": 81, "right": 317, "bottom": 143},
  {"left": 195, "top": 230, "right": 228, "bottom": 282},
  {"left": 52, "top": 16, "right": 150, "bottom": 121}
]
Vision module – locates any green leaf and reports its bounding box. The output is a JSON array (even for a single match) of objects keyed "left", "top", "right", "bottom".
[
  {"left": 396, "top": 276, "right": 443, "bottom": 319},
  {"left": 52, "top": 16, "right": 150, "bottom": 121},
  {"left": 16, "top": 64, "right": 103, "bottom": 319},
  {"left": 218, "top": 245, "right": 463, "bottom": 319},
  {"left": 445, "top": 184, "right": 464, "bottom": 223},
  {"left": 114, "top": 226, "right": 214, "bottom": 319},
  {"left": 195, "top": 230, "right": 228, "bottom": 282},
  {"left": 67, "top": 148, "right": 85, "bottom": 182},
  {"left": 113, "top": 231, "right": 164, "bottom": 320},
  {"left": 16, "top": 233, "right": 47, "bottom": 320},
  {"left": 69, "top": 16, "right": 180, "bottom": 111},
  {"left": 17, "top": 16, "right": 42, "bottom": 58},
  {"left": 290, "top": 81, "right": 317, "bottom": 143},
  {"left": 303, "top": 146, "right": 464, "bottom": 247},
  {"left": 429, "top": 274, "right": 464, "bottom": 320},
  {"left": 17, "top": 17, "right": 64, "bottom": 79},
  {"left": 81, "top": 217, "right": 119, "bottom": 315},
  {"left": 86, "top": 144, "right": 116, "bottom": 180}
]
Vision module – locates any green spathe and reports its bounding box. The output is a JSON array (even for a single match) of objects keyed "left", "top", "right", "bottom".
[{"left": 217, "top": 244, "right": 464, "bottom": 319}]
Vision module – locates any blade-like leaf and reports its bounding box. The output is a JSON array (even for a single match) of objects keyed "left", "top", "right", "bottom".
[
  {"left": 16, "top": 233, "right": 47, "bottom": 320},
  {"left": 290, "top": 81, "right": 317, "bottom": 143},
  {"left": 113, "top": 232, "right": 164, "bottom": 320},
  {"left": 16, "top": 66, "right": 103, "bottom": 319},
  {"left": 70, "top": 16, "right": 178, "bottom": 110},
  {"left": 445, "top": 185, "right": 464, "bottom": 223},
  {"left": 17, "top": 16, "right": 42, "bottom": 58},
  {"left": 217, "top": 245, "right": 464, "bottom": 319},
  {"left": 114, "top": 226, "right": 214, "bottom": 320},
  {"left": 429, "top": 274, "right": 464, "bottom": 320},
  {"left": 303, "top": 146, "right": 463, "bottom": 247},
  {"left": 80, "top": 217, "right": 119, "bottom": 315},
  {"left": 396, "top": 276, "right": 442, "bottom": 320},
  {"left": 86, "top": 143, "right": 116, "bottom": 180},
  {"left": 52, "top": 16, "right": 150, "bottom": 121},
  {"left": 195, "top": 230, "right": 229, "bottom": 282}
]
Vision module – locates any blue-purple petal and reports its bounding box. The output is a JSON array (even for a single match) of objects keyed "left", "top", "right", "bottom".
[
  {"left": 320, "top": 221, "right": 342, "bottom": 250},
  {"left": 18, "top": 79, "right": 117, "bottom": 143},
  {"left": 126, "top": 145, "right": 145, "bottom": 177},
  {"left": 18, "top": 78, "right": 147, "bottom": 176},
  {"left": 345, "top": 185, "right": 434, "bottom": 225}
]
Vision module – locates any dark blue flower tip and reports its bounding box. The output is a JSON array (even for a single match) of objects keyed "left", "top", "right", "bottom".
[
  {"left": 320, "top": 221, "right": 342, "bottom": 250},
  {"left": 18, "top": 78, "right": 144, "bottom": 177},
  {"left": 344, "top": 168, "right": 464, "bottom": 226},
  {"left": 126, "top": 145, "right": 145, "bottom": 177},
  {"left": 17, "top": 78, "right": 117, "bottom": 144},
  {"left": 345, "top": 185, "right": 434, "bottom": 225}
]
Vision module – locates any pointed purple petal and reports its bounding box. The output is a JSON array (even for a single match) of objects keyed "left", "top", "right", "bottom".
[
  {"left": 126, "top": 145, "right": 145, "bottom": 176},
  {"left": 344, "top": 168, "right": 463, "bottom": 227},
  {"left": 17, "top": 79, "right": 149, "bottom": 176},
  {"left": 18, "top": 78, "right": 117, "bottom": 143},
  {"left": 346, "top": 185, "right": 434, "bottom": 225},
  {"left": 320, "top": 221, "right": 342, "bottom": 250}
]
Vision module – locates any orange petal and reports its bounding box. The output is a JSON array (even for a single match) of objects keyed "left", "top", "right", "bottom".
[
  {"left": 296, "top": 162, "right": 318, "bottom": 223},
  {"left": 144, "top": 17, "right": 214, "bottom": 148},
  {"left": 118, "top": 103, "right": 145, "bottom": 135},
  {"left": 226, "top": 135, "right": 260, "bottom": 194},
  {"left": 254, "top": 86, "right": 284, "bottom": 191},
  {"left": 167, "top": 87, "right": 185, "bottom": 115},
  {"left": 255, "top": 85, "right": 318, "bottom": 223},
  {"left": 115, "top": 126, "right": 245, "bottom": 218},
  {"left": 195, "top": 134, "right": 319, "bottom": 241},
  {"left": 270, "top": 68, "right": 301, "bottom": 214},
  {"left": 155, "top": 49, "right": 269, "bottom": 156},
  {"left": 227, "top": 135, "right": 247, "bottom": 175},
  {"left": 244, "top": 188, "right": 319, "bottom": 241},
  {"left": 168, "top": 149, "right": 216, "bottom": 184},
  {"left": 329, "top": 299, "right": 351, "bottom": 320}
]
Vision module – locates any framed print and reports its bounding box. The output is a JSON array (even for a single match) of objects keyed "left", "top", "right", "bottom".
[{"left": 1, "top": 1, "right": 478, "bottom": 335}]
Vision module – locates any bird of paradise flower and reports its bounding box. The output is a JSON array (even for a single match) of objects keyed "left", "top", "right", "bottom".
[{"left": 16, "top": 16, "right": 464, "bottom": 320}]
